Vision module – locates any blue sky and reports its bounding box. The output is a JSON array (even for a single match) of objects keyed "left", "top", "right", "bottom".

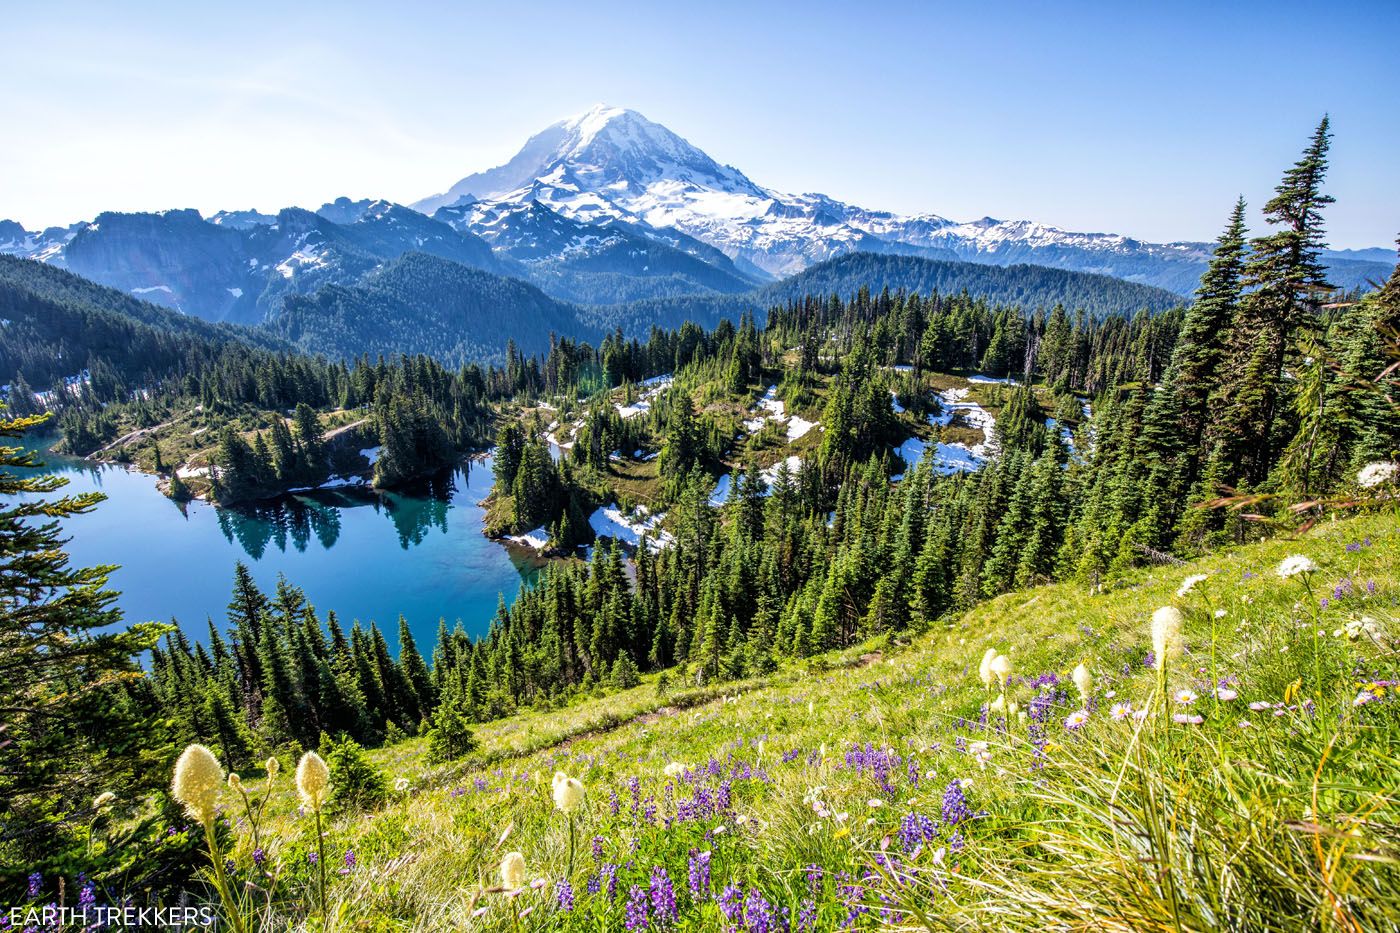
[{"left": 3, "top": 0, "right": 1397, "bottom": 248}]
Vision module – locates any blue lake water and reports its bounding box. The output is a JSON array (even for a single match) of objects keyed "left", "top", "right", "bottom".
[{"left": 13, "top": 438, "right": 538, "bottom": 654}]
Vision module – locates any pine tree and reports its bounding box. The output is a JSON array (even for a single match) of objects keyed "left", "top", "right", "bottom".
[
  {"left": 1210, "top": 118, "right": 1335, "bottom": 486},
  {"left": 0, "top": 408, "right": 166, "bottom": 861}
]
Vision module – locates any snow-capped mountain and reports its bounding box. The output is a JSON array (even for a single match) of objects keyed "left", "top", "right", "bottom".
[
  {"left": 415, "top": 104, "right": 1386, "bottom": 293},
  {"left": 2, "top": 104, "right": 1391, "bottom": 322},
  {"left": 414, "top": 104, "right": 960, "bottom": 279}
]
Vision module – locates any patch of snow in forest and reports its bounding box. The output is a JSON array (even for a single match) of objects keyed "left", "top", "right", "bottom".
[
  {"left": 710, "top": 455, "right": 802, "bottom": 506},
  {"left": 616, "top": 373, "right": 673, "bottom": 419},
  {"left": 359, "top": 446, "right": 382, "bottom": 466},
  {"left": 589, "top": 503, "right": 675, "bottom": 551},
  {"left": 741, "top": 385, "right": 816, "bottom": 442},
  {"left": 785, "top": 414, "right": 817, "bottom": 440},
  {"left": 506, "top": 527, "right": 550, "bottom": 550}
]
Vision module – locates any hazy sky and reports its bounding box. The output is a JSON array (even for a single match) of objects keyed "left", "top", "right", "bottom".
[{"left": 4, "top": 0, "right": 1397, "bottom": 249}]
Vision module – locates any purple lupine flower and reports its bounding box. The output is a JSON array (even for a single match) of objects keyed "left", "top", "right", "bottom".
[
  {"left": 688, "top": 849, "right": 711, "bottom": 898},
  {"left": 718, "top": 885, "right": 744, "bottom": 923},
  {"left": 743, "top": 889, "right": 777, "bottom": 933},
  {"left": 602, "top": 862, "right": 620, "bottom": 900},
  {"left": 555, "top": 880, "right": 575, "bottom": 912},
  {"left": 898, "top": 812, "right": 937, "bottom": 855},
  {"left": 307, "top": 850, "right": 318, "bottom": 865},
  {"left": 797, "top": 898, "right": 818, "bottom": 932},
  {"left": 610, "top": 790, "right": 622, "bottom": 816},
  {"left": 593, "top": 835, "right": 606, "bottom": 862},
  {"left": 805, "top": 863, "right": 823, "bottom": 895},
  {"left": 649, "top": 866, "right": 677, "bottom": 923},
  {"left": 26, "top": 873, "right": 41, "bottom": 898},
  {"left": 941, "top": 780, "right": 971, "bottom": 826},
  {"left": 624, "top": 884, "right": 649, "bottom": 929},
  {"left": 77, "top": 876, "right": 96, "bottom": 911},
  {"left": 340, "top": 849, "right": 356, "bottom": 875},
  {"left": 253, "top": 848, "right": 265, "bottom": 868}
]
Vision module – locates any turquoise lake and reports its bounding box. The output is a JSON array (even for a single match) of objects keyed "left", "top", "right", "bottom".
[{"left": 14, "top": 439, "right": 539, "bottom": 654}]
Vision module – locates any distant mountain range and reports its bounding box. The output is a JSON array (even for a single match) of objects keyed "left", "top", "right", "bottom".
[{"left": 0, "top": 104, "right": 1392, "bottom": 338}]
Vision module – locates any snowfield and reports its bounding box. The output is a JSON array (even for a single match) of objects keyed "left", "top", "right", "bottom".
[
  {"left": 616, "top": 373, "right": 673, "bottom": 420},
  {"left": 741, "top": 385, "right": 817, "bottom": 441},
  {"left": 894, "top": 385, "right": 999, "bottom": 478},
  {"left": 588, "top": 503, "right": 676, "bottom": 552}
]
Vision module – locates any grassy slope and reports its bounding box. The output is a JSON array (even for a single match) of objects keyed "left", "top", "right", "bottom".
[{"left": 224, "top": 511, "right": 1398, "bottom": 931}]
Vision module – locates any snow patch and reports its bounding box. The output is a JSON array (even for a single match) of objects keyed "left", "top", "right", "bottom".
[{"left": 588, "top": 503, "right": 675, "bottom": 551}]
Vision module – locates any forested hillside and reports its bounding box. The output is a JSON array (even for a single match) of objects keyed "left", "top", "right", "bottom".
[
  {"left": 586, "top": 251, "right": 1183, "bottom": 334},
  {"left": 269, "top": 252, "right": 593, "bottom": 363}
]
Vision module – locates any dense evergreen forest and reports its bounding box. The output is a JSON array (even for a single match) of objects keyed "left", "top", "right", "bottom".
[{"left": 2, "top": 118, "right": 1398, "bottom": 897}]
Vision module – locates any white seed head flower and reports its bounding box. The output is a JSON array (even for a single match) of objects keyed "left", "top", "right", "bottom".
[
  {"left": 1071, "top": 663, "right": 1093, "bottom": 702},
  {"left": 499, "top": 851, "right": 527, "bottom": 891},
  {"left": 93, "top": 791, "right": 117, "bottom": 810},
  {"left": 663, "top": 761, "right": 686, "bottom": 778},
  {"left": 1151, "top": 607, "right": 1184, "bottom": 670},
  {"left": 394, "top": 777, "right": 411, "bottom": 792},
  {"left": 227, "top": 773, "right": 242, "bottom": 791},
  {"left": 978, "top": 648, "right": 999, "bottom": 688},
  {"left": 265, "top": 756, "right": 280, "bottom": 777},
  {"left": 1176, "top": 574, "right": 1208, "bottom": 598},
  {"left": 295, "top": 751, "right": 330, "bottom": 812},
  {"left": 1358, "top": 461, "right": 1397, "bottom": 488},
  {"left": 989, "top": 653, "right": 1012, "bottom": 688},
  {"left": 553, "top": 773, "right": 585, "bottom": 814},
  {"left": 1276, "top": 555, "right": 1318, "bottom": 579},
  {"left": 989, "top": 693, "right": 1006, "bottom": 714},
  {"left": 172, "top": 744, "right": 224, "bottom": 825}
]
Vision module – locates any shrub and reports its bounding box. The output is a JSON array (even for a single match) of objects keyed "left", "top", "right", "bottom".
[{"left": 319, "top": 734, "right": 387, "bottom": 811}]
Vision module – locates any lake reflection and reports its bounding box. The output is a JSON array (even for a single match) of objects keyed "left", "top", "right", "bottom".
[{"left": 12, "top": 439, "right": 536, "bottom": 653}]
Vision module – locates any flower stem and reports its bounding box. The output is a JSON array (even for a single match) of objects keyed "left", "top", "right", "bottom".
[
  {"left": 567, "top": 813, "right": 576, "bottom": 879},
  {"left": 314, "top": 807, "right": 328, "bottom": 919},
  {"left": 203, "top": 819, "right": 248, "bottom": 933}
]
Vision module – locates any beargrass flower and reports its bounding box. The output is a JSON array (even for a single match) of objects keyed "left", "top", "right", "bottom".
[
  {"left": 1151, "top": 607, "right": 1184, "bottom": 670},
  {"left": 978, "top": 648, "right": 999, "bottom": 688},
  {"left": 500, "top": 852, "right": 526, "bottom": 891},
  {"left": 989, "top": 653, "right": 1012, "bottom": 687},
  {"left": 295, "top": 752, "right": 330, "bottom": 811},
  {"left": 1177, "top": 574, "right": 1208, "bottom": 597},
  {"left": 172, "top": 744, "right": 224, "bottom": 825},
  {"left": 1277, "top": 555, "right": 1318, "bottom": 579},
  {"left": 93, "top": 791, "right": 117, "bottom": 810},
  {"left": 662, "top": 761, "right": 686, "bottom": 778},
  {"left": 1071, "top": 663, "right": 1093, "bottom": 702},
  {"left": 552, "top": 772, "right": 585, "bottom": 813},
  {"left": 265, "top": 756, "right": 280, "bottom": 777},
  {"left": 1358, "top": 461, "right": 1397, "bottom": 488}
]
